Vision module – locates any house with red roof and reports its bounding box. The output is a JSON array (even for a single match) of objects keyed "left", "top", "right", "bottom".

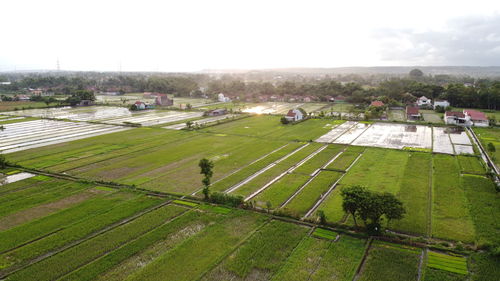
[
  {"left": 444, "top": 111, "right": 471, "bottom": 126},
  {"left": 406, "top": 106, "right": 420, "bottom": 120},
  {"left": 370, "top": 100, "right": 385, "bottom": 107},
  {"left": 464, "top": 110, "right": 489, "bottom": 127},
  {"left": 284, "top": 108, "right": 305, "bottom": 122}
]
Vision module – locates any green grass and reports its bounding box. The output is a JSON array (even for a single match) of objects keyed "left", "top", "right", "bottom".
[
  {"left": 7, "top": 128, "right": 287, "bottom": 195},
  {"left": 127, "top": 211, "right": 268, "bottom": 281},
  {"left": 457, "top": 156, "right": 486, "bottom": 175},
  {"left": 315, "top": 185, "right": 346, "bottom": 223},
  {"left": 424, "top": 268, "right": 467, "bottom": 281},
  {"left": 0, "top": 101, "right": 48, "bottom": 112},
  {"left": 7, "top": 204, "right": 187, "bottom": 281},
  {"left": 462, "top": 175, "right": 500, "bottom": 245},
  {"left": 284, "top": 171, "right": 343, "bottom": 216},
  {"left": 358, "top": 241, "right": 421, "bottom": 281},
  {"left": 201, "top": 220, "right": 308, "bottom": 281},
  {"left": 389, "top": 152, "right": 431, "bottom": 235},
  {"left": 199, "top": 204, "right": 232, "bottom": 214},
  {"left": 201, "top": 115, "right": 341, "bottom": 142},
  {"left": 253, "top": 173, "right": 310, "bottom": 209},
  {"left": 0, "top": 181, "right": 90, "bottom": 217},
  {"left": 427, "top": 251, "right": 468, "bottom": 275},
  {"left": 0, "top": 191, "right": 133, "bottom": 254},
  {"left": 324, "top": 151, "right": 360, "bottom": 171},
  {"left": 312, "top": 228, "right": 337, "bottom": 240},
  {"left": 172, "top": 199, "right": 198, "bottom": 207},
  {"left": 209, "top": 142, "right": 304, "bottom": 192},
  {"left": 473, "top": 127, "right": 500, "bottom": 169},
  {"left": 469, "top": 252, "right": 500, "bottom": 281},
  {"left": 432, "top": 154, "right": 475, "bottom": 242},
  {"left": 0, "top": 194, "right": 162, "bottom": 270},
  {"left": 59, "top": 209, "right": 218, "bottom": 281},
  {"left": 231, "top": 143, "right": 323, "bottom": 198},
  {"left": 308, "top": 235, "right": 366, "bottom": 281},
  {"left": 293, "top": 144, "right": 344, "bottom": 175}
]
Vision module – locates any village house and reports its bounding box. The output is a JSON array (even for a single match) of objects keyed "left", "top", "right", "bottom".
[
  {"left": 155, "top": 94, "right": 174, "bottom": 106},
  {"left": 406, "top": 106, "right": 420, "bottom": 120},
  {"left": 284, "top": 108, "right": 305, "bottom": 122},
  {"left": 132, "top": 101, "right": 154, "bottom": 110},
  {"left": 205, "top": 108, "right": 227, "bottom": 116},
  {"left": 334, "top": 95, "right": 346, "bottom": 103},
  {"left": 370, "top": 100, "right": 385, "bottom": 107},
  {"left": 464, "top": 109, "right": 489, "bottom": 127},
  {"left": 218, "top": 93, "right": 231, "bottom": 102},
  {"left": 416, "top": 96, "right": 432, "bottom": 107},
  {"left": 16, "top": 94, "right": 30, "bottom": 101},
  {"left": 78, "top": 100, "right": 94, "bottom": 106},
  {"left": 444, "top": 111, "right": 472, "bottom": 126},
  {"left": 433, "top": 100, "right": 450, "bottom": 109}
]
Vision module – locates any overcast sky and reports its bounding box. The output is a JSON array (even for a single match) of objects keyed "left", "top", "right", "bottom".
[{"left": 1, "top": 0, "right": 500, "bottom": 72}]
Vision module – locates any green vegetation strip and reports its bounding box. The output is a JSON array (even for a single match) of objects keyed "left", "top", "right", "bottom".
[
  {"left": 312, "top": 228, "right": 337, "bottom": 240},
  {"left": 357, "top": 241, "right": 421, "bottom": 281},
  {"left": 427, "top": 251, "right": 468, "bottom": 275},
  {"left": 7, "top": 205, "right": 186, "bottom": 281},
  {"left": 0, "top": 194, "right": 162, "bottom": 271},
  {"left": 201, "top": 220, "right": 309, "bottom": 281},
  {"left": 58, "top": 210, "right": 217, "bottom": 281},
  {"left": 0, "top": 191, "right": 132, "bottom": 254},
  {"left": 253, "top": 173, "right": 310, "bottom": 209},
  {"left": 284, "top": 171, "right": 343, "bottom": 216},
  {"left": 172, "top": 199, "right": 198, "bottom": 207},
  {"left": 127, "top": 211, "right": 267, "bottom": 281},
  {"left": 432, "top": 154, "right": 475, "bottom": 242}
]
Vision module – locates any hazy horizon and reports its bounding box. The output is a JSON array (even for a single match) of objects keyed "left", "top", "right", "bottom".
[{"left": 2, "top": 0, "right": 500, "bottom": 72}]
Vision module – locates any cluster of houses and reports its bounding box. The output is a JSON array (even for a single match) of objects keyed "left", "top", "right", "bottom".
[
  {"left": 444, "top": 110, "right": 489, "bottom": 127},
  {"left": 131, "top": 92, "right": 174, "bottom": 110}
]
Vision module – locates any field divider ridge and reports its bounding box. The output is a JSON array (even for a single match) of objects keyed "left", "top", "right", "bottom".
[
  {"left": 225, "top": 143, "right": 311, "bottom": 194},
  {"left": 244, "top": 144, "right": 328, "bottom": 201}
]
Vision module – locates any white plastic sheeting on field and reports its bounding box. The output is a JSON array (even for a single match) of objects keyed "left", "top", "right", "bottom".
[{"left": 0, "top": 120, "right": 130, "bottom": 153}]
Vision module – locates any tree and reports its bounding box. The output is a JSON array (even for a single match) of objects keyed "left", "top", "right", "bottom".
[
  {"left": 186, "top": 120, "right": 194, "bottom": 129},
  {"left": 0, "top": 154, "right": 7, "bottom": 169},
  {"left": 341, "top": 185, "right": 405, "bottom": 233},
  {"left": 409, "top": 69, "right": 424, "bottom": 78},
  {"left": 488, "top": 142, "right": 496, "bottom": 152},
  {"left": 341, "top": 185, "right": 370, "bottom": 226},
  {"left": 266, "top": 201, "right": 272, "bottom": 213},
  {"left": 199, "top": 158, "right": 214, "bottom": 200},
  {"left": 280, "top": 117, "right": 289, "bottom": 124},
  {"left": 379, "top": 192, "right": 405, "bottom": 224},
  {"left": 317, "top": 210, "right": 326, "bottom": 225}
]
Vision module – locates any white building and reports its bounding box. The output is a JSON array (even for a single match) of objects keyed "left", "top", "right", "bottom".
[
  {"left": 217, "top": 93, "right": 231, "bottom": 103},
  {"left": 284, "top": 109, "right": 305, "bottom": 122},
  {"left": 444, "top": 111, "right": 472, "bottom": 126},
  {"left": 433, "top": 100, "right": 450, "bottom": 109},
  {"left": 417, "top": 96, "right": 432, "bottom": 107}
]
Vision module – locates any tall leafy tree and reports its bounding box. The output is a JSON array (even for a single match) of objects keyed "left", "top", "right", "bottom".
[{"left": 199, "top": 158, "right": 214, "bottom": 200}]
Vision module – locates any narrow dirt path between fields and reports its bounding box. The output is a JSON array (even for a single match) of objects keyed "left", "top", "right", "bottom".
[{"left": 417, "top": 248, "right": 425, "bottom": 281}]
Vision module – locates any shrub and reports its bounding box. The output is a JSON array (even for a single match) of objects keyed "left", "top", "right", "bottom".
[{"left": 209, "top": 192, "right": 244, "bottom": 207}]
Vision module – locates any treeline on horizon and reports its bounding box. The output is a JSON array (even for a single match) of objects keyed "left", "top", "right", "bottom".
[{"left": 0, "top": 70, "right": 499, "bottom": 110}]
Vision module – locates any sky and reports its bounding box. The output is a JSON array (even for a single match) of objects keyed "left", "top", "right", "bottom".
[{"left": 1, "top": 0, "right": 500, "bottom": 72}]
